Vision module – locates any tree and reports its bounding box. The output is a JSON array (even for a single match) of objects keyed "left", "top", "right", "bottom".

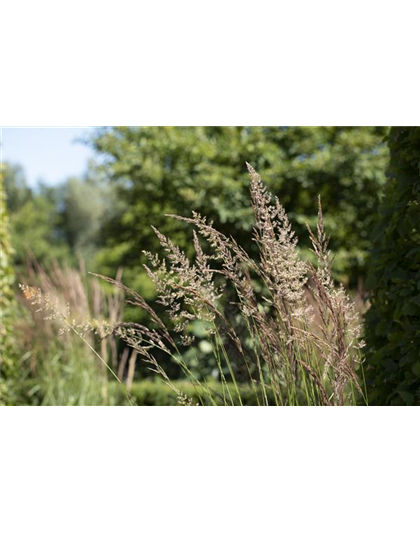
[
  {"left": 2, "top": 162, "right": 32, "bottom": 211},
  {"left": 90, "top": 126, "right": 389, "bottom": 285},
  {"left": 364, "top": 127, "right": 420, "bottom": 405},
  {"left": 8, "top": 183, "right": 71, "bottom": 269},
  {"left": 3, "top": 163, "right": 116, "bottom": 271},
  {"left": 57, "top": 170, "right": 117, "bottom": 260}
]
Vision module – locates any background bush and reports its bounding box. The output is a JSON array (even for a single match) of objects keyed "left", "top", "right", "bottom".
[{"left": 364, "top": 127, "right": 420, "bottom": 405}]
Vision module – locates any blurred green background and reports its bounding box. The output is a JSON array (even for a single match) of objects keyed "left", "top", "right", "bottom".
[{"left": 1, "top": 126, "right": 391, "bottom": 404}]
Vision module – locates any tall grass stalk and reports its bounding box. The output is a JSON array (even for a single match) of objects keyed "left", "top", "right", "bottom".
[{"left": 93, "top": 164, "right": 365, "bottom": 405}]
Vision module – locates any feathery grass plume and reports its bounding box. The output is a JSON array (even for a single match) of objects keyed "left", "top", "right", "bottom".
[
  {"left": 165, "top": 166, "right": 313, "bottom": 401},
  {"left": 92, "top": 274, "right": 192, "bottom": 404},
  {"left": 27, "top": 164, "right": 365, "bottom": 406},
  {"left": 246, "top": 163, "right": 312, "bottom": 383},
  {"left": 305, "top": 198, "right": 366, "bottom": 405}
]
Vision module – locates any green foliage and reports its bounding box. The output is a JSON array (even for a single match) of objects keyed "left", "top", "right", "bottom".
[
  {"left": 1, "top": 163, "right": 32, "bottom": 211},
  {"left": 3, "top": 163, "right": 117, "bottom": 272},
  {"left": 58, "top": 171, "right": 119, "bottom": 259},
  {"left": 0, "top": 164, "right": 19, "bottom": 405},
  {"left": 0, "top": 167, "right": 14, "bottom": 306},
  {"left": 10, "top": 188, "right": 72, "bottom": 267},
  {"left": 3, "top": 165, "right": 71, "bottom": 268},
  {"left": 364, "top": 127, "right": 420, "bottom": 405},
  {"left": 91, "top": 126, "right": 389, "bottom": 284}
]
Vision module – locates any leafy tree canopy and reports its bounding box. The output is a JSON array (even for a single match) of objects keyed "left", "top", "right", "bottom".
[{"left": 90, "top": 126, "right": 389, "bottom": 285}]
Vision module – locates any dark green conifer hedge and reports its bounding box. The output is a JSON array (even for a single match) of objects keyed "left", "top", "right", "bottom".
[{"left": 364, "top": 127, "right": 420, "bottom": 405}]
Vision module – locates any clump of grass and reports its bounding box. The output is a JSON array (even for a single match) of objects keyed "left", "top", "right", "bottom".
[
  {"left": 93, "top": 164, "right": 367, "bottom": 406},
  {"left": 18, "top": 259, "right": 135, "bottom": 405}
]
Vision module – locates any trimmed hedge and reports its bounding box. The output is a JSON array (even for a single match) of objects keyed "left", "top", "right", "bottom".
[
  {"left": 364, "top": 127, "right": 420, "bottom": 405},
  {"left": 6, "top": 379, "right": 274, "bottom": 405},
  {"left": 127, "top": 380, "right": 273, "bottom": 404}
]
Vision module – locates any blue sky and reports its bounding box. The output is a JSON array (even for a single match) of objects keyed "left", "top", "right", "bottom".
[{"left": 1, "top": 127, "right": 96, "bottom": 187}]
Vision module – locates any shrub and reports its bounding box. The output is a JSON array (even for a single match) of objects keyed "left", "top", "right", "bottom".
[
  {"left": 364, "top": 127, "right": 420, "bottom": 405},
  {"left": 0, "top": 165, "right": 20, "bottom": 405}
]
